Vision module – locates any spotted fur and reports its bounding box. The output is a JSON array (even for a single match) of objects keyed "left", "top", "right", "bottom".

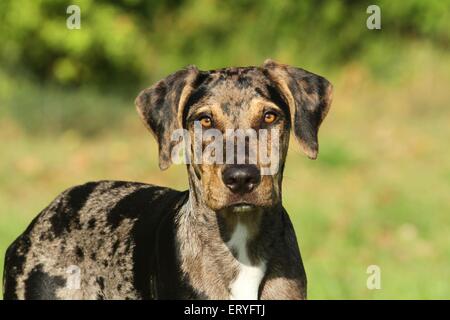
[{"left": 3, "top": 60, "right": 332, "bottom": 300}]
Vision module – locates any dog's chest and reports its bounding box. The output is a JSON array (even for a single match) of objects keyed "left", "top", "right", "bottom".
[{"left": 227, "top": 223, "right": 266, "bottom": 300}]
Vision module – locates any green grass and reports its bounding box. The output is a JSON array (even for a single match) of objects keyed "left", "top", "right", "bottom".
[{"left": 1, "top": 47, "right": 450, "bottom": 299}]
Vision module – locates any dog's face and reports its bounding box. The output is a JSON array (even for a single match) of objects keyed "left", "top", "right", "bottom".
[
  {"left": 183, "top": 68, "right": 291, "bottom": 211},
  {"left": 136, "top": 60, "right": 332, "bottom": 212}
]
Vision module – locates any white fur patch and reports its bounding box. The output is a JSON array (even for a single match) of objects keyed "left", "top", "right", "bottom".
[{"left": 227, "top": 223, "right": 266, "bottom": 300}]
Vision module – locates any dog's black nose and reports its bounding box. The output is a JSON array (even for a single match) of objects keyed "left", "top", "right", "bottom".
[{"left": 222, "top": 165, "right": 261, "bottom": 194}]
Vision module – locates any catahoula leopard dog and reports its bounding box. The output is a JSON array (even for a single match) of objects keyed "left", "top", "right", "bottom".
[{"left": 3, "top": 60, "right": 332, "bottom": 300}]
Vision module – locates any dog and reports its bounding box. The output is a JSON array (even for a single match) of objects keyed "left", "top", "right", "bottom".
[{"left": 3, "top": 60, "right": 332, "bottom": 300}]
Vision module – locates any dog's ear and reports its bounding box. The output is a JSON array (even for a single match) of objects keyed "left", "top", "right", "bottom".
[
  {"left": 135, "top": 66, "right": 199, "bottom": 170},
  {"left": 263, "top": 59, "right": 333, "bottom": 159}
]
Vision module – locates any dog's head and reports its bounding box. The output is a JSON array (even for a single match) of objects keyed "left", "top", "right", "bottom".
[{"left": 136, "top": 60, "right": 332, "bottom": 212}]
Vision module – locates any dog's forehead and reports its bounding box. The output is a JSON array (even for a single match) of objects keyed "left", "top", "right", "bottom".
[
  {"left": 196, "top": 67, "right": 274, "bottom": 104},
  {"left": 208, "top": 66, "right": 260, "bottom": 77},
  {"left": 207, "top": 66, "right": 267, "bottom": 89}
]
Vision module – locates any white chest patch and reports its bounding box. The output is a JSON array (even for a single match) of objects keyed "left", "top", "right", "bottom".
[{"left": 227, "top": 223, "right": 266, "bottom": 300}]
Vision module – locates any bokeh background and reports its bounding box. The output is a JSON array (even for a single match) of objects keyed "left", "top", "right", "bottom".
[{"left": 1, "top": 0, "right": 449, "bottom": 299}]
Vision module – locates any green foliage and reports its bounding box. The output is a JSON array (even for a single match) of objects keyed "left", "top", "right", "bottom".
[{"left": 0, "top": 0, "right": 449, "bottom": 88}]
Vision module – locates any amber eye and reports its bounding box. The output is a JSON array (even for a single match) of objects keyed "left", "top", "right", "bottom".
[
  {"left": 263, "top": 111, "right": 277, "bottom": 124},
  {"left": 199, "top": 116, "right": 212, "bottom": 128}
]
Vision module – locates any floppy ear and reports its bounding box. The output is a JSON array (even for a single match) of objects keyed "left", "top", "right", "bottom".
[
  {"left": 263, "top": 59, "right": 333, "bottom": 159},
  {"left": 135, "top": 66, "right": 199, "bottom": 170}
]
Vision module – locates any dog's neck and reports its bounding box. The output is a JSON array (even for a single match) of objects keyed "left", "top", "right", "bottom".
[{"left": 175, "top": 167, "right": 283, "bottom": 299}]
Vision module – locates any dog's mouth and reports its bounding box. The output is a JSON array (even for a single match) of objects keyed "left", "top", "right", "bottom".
[{"left": 226, "top": 203, "right": 257, "bottom": 213}]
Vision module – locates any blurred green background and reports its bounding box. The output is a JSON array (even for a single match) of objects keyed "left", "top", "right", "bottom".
[{"left": 1, "top": 0, "right": 449, "bottom": 299}]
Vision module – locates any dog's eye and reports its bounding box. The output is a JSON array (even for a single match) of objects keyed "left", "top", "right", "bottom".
[
  {"left": 199, "top": 116, "right": 212, "bottom": 128},
  {"left": 263, "top": 111, "right": 277, "bottom": 124}
]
